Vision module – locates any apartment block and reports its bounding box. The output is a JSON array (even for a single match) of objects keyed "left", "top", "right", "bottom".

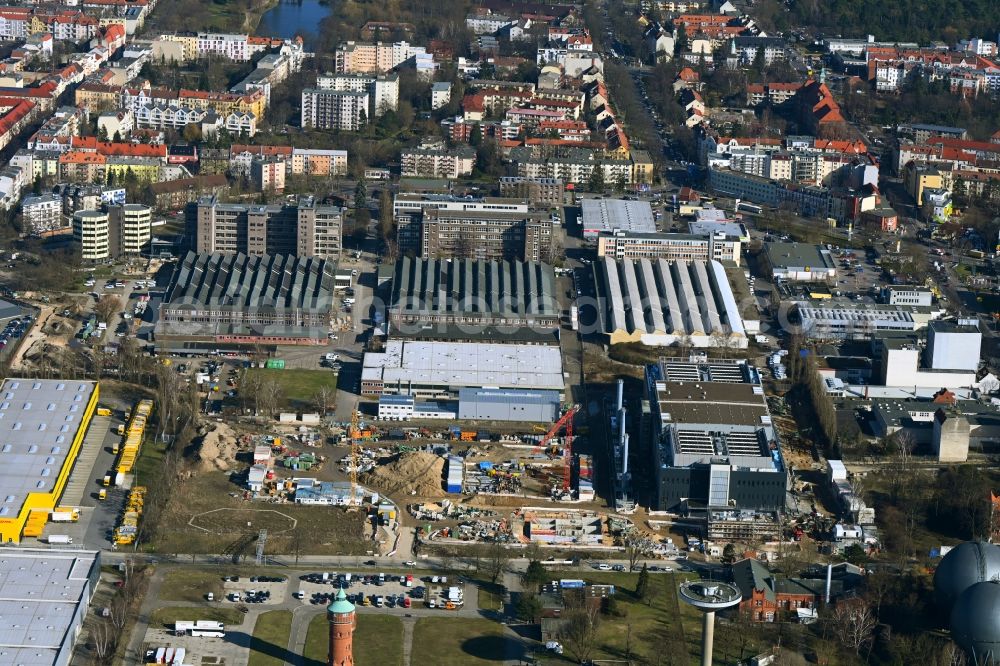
[
  {"left": 400, "top": 144, "right": 476, "bottom": 179},
  {"left": 334, "top": 40, "right": 428, "bottom": 74},
  {"left": 421, "top": 206, "right": 551, "bottom": 262},
  {"left": 300, "top": 88, "right": 369, "bottom": 130},
  {"left": 498, "top": 177, "right": 564, "bottom": 206},
  {"left": 195, "top": 195, "right": 342, "bottom": 260},
  {"left": 315, "top": 72, "right": 399, "bottom": 117}
]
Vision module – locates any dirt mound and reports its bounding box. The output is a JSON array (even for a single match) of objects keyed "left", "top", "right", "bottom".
[
  {"left": 362, "top": 452, "right": 445, "bottom": 497},
  {"left": 194, "top": 422, "right": 239, "bottom": 472}
]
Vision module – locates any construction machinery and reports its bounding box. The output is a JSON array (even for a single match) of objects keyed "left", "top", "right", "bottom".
[
  {"left": 531, "top": 405, "right": 580, "bottom": 494},
  {"left": 116, "top": 399, "right": 153, "bottom": 475},
  {"left": 348, "top": 408, "right": 361, "bottom": 509},
  {"left": 113, "top": 486, "right": 147, "bottom": 546}
]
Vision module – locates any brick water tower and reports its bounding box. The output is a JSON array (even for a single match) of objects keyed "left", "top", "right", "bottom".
[{"left": 327, "top": 587, "right": 356, "bottom": 666}]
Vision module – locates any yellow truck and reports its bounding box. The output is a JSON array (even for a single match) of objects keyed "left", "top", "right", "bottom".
[
  {"left": 99, "top": 489, "right": 107, "bottom": 500},
  {"left": 96, "top": 407, "right": 112, "bottom": 417}
]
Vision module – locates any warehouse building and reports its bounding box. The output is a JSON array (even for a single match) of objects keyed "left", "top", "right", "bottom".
[
  {"left": 388, "top": 257, "right": 560, "bottom": 341},
  {"left": 155, "top": 251, "right": 334, "bottom": 353},
  {"left": 457, "top": 388, "right": 561, "bottom": 422},
  {"left": 581, "top": 198, "right": 656, "bottom": 239},
  {"left": 764, "top": 242, "right": 837, "bottom": 281},
  {"left": 361, "top": 340, "right": 564, "bottom": 397},
  {"left": 645, "top": 359, "right": 787, "bottom": 513},
  {"left": 0, "top": 379, "right": 99, "bottom": 543},
  {"left": 0, "top": 547, "right": 101, "bottom": 665},
  {"left": 595, "top": 257, "right": 748, "bottom": 348}
]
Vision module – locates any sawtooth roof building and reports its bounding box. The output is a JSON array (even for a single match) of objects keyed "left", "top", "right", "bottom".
[
  {"left": 595, "top": 257, "right": 748, "bottom": 348},
  {"left": 644, "top": 359, "right": 787, "bottom": 513},
  {"left": 154, "top": 251, "right": 335, "bottom": 353},
  {"left": 388, "top": 257, "right": 560, "bottom": 341}
]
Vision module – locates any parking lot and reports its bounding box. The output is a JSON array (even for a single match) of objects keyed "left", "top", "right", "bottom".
[
  {"left": 292, "top": 571, "right": 464, "bottom": 611},
  {"left": 221, "top": 575, "right": 288, "bottom": 605}
]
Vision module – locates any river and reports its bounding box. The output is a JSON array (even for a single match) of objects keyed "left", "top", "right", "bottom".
[{"left": 257, "top": 0, "right": 331, "bottom": 48}]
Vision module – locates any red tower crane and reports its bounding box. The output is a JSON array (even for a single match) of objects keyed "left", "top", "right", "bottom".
[{"left": 532, "top": 404, "right": 580, "bottom": 493}]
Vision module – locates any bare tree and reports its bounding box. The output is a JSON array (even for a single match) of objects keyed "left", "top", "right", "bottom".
[
  {"left": 94, "top": 294, "right": 122, "bottom": 323},
  {"left": 311, "top": 385, "right": 336, "bottom": 417},
  {"left": 259, "top": 379, "right": 284, "bottom": 419},
  {"left": 91, "top": 620, "right": 117, "bottom": 664},
  {"left": 483, "top": 541, "right": 511, "bottom": 585},
  {"left": 558, "top": 598, "right": 602, "bottom": 663},
  {"left": 830, "top": 600, "right": 877, "bottom": 655}
]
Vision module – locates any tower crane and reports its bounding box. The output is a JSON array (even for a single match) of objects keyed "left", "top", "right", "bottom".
[{"left": 531, "top": 404, "right": 580, "bottom": 494}]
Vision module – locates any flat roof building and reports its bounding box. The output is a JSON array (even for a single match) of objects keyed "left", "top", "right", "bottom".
[
  {"left": 764, "top": 242, "right": 837, "bottom": 281},
  {"left": 0, "top": 547, "right": 101, "bottom": 665},
  {"left": 388, "top": 257, "right": 560, "bottom": 341},
  {"left": 595, "top": 257, "right": 748, "bottom": 348},
  {"left": 645, "top": 359, "right": 786, "bottom": 513},
  {"left": 797, "top": 301, "right": 940, "bottom": 339},
  {"left": 0, "top": 379, "right": 99, "bottom": 543},
  {"left": 361, "top": 340, "right": 564, "bottom": 397},
  {"left": 596, "top": 230, "right": 742, "bottom": 265},
  {"left": 155, "top": 251, "right": 334, "bottom": 352},
  {"left": 457, "top": 387, "right": 561, "bottom": 422},
  {"left": 581, "top": 198, "right": 656, "bottom": 239}
]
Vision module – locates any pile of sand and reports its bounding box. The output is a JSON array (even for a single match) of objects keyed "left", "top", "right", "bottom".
[
  {"left": 194, "top": 422, "right": 239, "bottom": 472},
  {"left": 362, "top": 452, "right": 445, "bottom": 497}
]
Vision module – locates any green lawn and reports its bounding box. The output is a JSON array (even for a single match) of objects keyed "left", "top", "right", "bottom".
[
  {"left": 412, "top": 617, "right": 507, "bottom": 665},
  {"left": 249, "top": 610, "right": 294, "bottom": 666},
  {"left": 243, "top": 368, "right": 337, "bottom": 410},
  {"left": 304, "top": 613, "right": 405, "bottom": 666},
  {"left": 148, "top": 606, "right": 245, "bottom": 630},
  {"left": 159, "top": 569, "right": 224, "bottom": 603}
]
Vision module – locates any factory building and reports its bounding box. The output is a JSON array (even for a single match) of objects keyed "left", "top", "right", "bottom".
[
  {"left": 763, "top": 242, "right": 837, "bottom": 281},
  {"left": 0, "top": 547, "right": 101, "bottom": 665},
  {"left": 581, "top": 198, "right": 656, "bottom": 239},
  {"left": 597, "top": 230, "right": 742, "bottom": 266},
  {"left": 0, "top": 379, "right": 99, "bottom": 543},
  {"left": 797, "top": 302, "right": 940, "bottom": 339},
  {"left": 361, "top": 340, "right": 564, "bottom": 398},
  {"left": 155, "top": 251, "right": 334, "bottom": 353},
  {"left": 595, "top": 257, "right": 748, "bottom": 348},
  {"left": 928, "top": 319, "right": 982, "bottom": 372},
  {"left": 388, "top": 257, "right": 560, "bottom": 341},
  {"left": 645, "top": 359, "right": 787, "bottom": 513}
]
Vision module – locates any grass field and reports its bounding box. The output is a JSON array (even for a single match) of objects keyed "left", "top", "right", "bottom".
[
  {"left": 304, "top": 613, "right": 405, "bottom": 666},
  {"left": 243, "top": 368, "right": 337, "bottom": 411},
  {"left": 148, "top": 606, "right": 245, "bottom": 630},
  {"left": 159, "top": 569, "right": 224, "bottom": 603},
  {"left": 249, "top": 610, "right": 294, "bottom": 666},
  {"left": 412, "top": 617, "right": 508, "bottom": 665}
]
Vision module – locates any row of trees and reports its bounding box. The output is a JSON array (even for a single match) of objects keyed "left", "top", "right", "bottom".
[{"left": 785, "top": 337, "right": 838, "bottom": 452}]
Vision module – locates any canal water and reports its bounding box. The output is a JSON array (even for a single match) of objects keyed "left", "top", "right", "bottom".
[{"left": 257, "top": 0, "right": 331, "bottom": 48}]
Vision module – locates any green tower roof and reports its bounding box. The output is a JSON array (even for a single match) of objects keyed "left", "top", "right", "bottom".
[{"left": 327, "top": 586, "right": 355, "bottom": 615}]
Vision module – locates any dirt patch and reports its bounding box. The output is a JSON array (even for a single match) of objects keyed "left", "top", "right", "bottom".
[
  {"left": 193, "top": 422, "right": 239, "bottom": 472},
  {"left": 361, "top": 452, "right": 445, "bottom": 497}
]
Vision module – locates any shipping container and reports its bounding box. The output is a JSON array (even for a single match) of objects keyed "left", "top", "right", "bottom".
[
  {"left": 47, "top": 534, "right": 72, "bottom": 544},
  {"left": 265, "top": 359, "right": 285, "bottom": 369}
]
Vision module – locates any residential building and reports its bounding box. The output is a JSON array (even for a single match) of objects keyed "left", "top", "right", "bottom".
[
  {"left": 315, "top": 71, "right": 399, "bottom": 117},
  {"left": 21, "top": 192, "right": 63, "bottom": 235},
  {"left": 300, "top": 88, "right": 368, "bottom": 130},
  {"left": 728, "top": 36, "right": 787, "bottom": 66},
  {"left": 195, "top": 195, "right": 343, "bottom": 259},
  {"left": 251, "top": 156, "right": 286, "bottom": 193},
  {"left": 498, "top": 177, "right": 564, "bottom": 206},
  {"left": 334, "top": 40, "right": 430, "bottom": 74},
  {"left": 882, "top": 286, "right": 933, "bottom": 307},
  {"left": 431, "top": 81, "right": 452, "bottom": 110},
  {"left": 400, "top": 144, "right": 476, "bottom": 179}
]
